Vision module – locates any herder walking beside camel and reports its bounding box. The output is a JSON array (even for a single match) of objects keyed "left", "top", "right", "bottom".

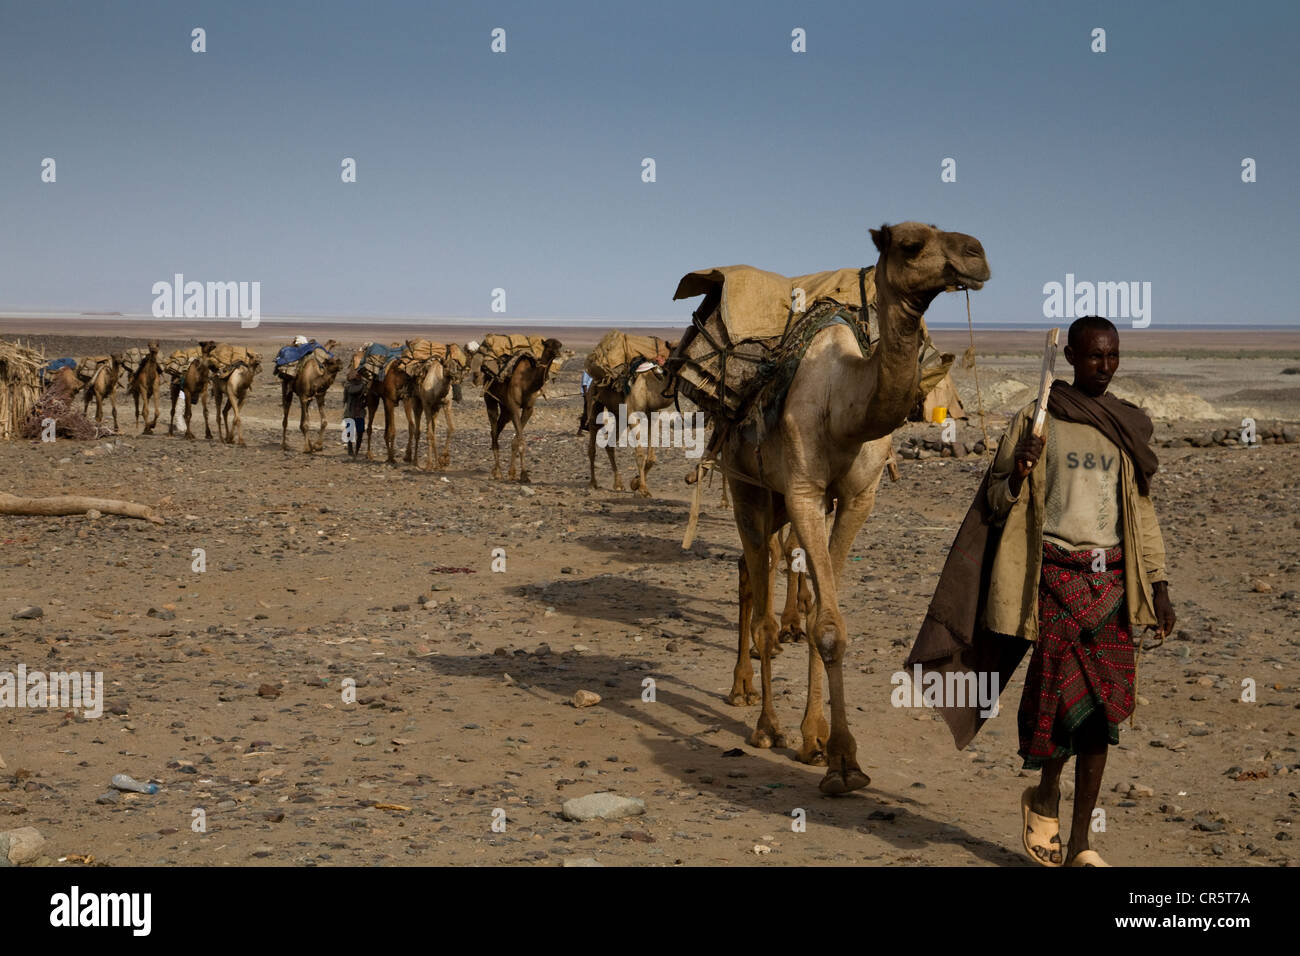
[{"left": 907, "top": 316, "right": 1176, "bottom": 867}]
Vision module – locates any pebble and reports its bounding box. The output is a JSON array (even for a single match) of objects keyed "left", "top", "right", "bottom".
[
  {"left": 561, "top": 792, "right": 646, "bottom": 822},
  {"left": 11, "top": 606, "right": 43, "bottom": 620},
  {"left": 571, "top": 690, "right": 601, "bottom": 708},
  {"left": 0, "top": 827, "right": 46, "bottom": 866},
  {"left": 95, "top": 791, "right": 119, "bottom": 805}
]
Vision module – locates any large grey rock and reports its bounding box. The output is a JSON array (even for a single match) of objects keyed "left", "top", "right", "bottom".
[
  {"left": 561, "top": 792, "right": 646, "bottom": 822},
  {"left": 11, "top": 606, "right": 42, "bottom": 620},
  {"left": 0, "top": 827, "right": 45, "bottom": 866}
]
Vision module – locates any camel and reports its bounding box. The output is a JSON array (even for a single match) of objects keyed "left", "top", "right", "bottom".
[
  {"left": 720, "top": 221, "right": 990, "bottom": 796},
  {"left": 407, "top": 359, "right": 454, "bottom": 471},
  {"left": 168, "top": 341, "right": 217, "bottom": 439},
  {"left": 361, "top": 358, "right": 415, "bottom": 465},
  {"left": 280, "top": 340, "right": 341, "bottom": 453},
  {"left": 585, "top": 363, "right": 676, "bottom": 496},
  {"left": 216, "top": 357, "right": 261, "bottom": 446},
  {"left": 126, "top": 341, "right": 161, "bottom": 434},
  {"left": 82, "top": 356, "right": 122, "bottom": 432},
  {"left": 483, "top": 339, "right": 562, "bottom": 482}
]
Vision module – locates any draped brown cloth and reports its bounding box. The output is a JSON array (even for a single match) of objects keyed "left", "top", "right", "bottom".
[
  {"left": 904, "top": 380, "right": 1159, "bottom": 749},
  {"left": 1047, "top": 381, "right": 1158, "bottom": 495}
]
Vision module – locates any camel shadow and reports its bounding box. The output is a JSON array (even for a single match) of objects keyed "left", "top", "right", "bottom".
[
  {"left": 416, "top": 647, "right": 1022, "bottom": 866},
  {"left": 507, "top": 575, "right": 731, "bottom": 631}
]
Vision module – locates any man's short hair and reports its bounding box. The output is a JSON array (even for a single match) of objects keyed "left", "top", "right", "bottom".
[{"left": 1068, "top": 315, "right": 1118, "bottom": 351}]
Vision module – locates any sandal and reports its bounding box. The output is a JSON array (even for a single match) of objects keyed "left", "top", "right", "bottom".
[
  {"left": 1020, "top": 786, "right": 1062, "bottom": 867},
  {"left": 1067, "top": 849, "right": 1110, "bottom": 867}
]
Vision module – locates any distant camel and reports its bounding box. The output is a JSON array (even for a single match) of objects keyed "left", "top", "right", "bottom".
[
  {"left": 362, "top": 359, "right": 415, "bottom": 465},
  {"left": 216, "top": 356, "right": 261, "bottom": 446},
  {"left": 82, "top": 356, "right": 122, "bottom": 432},
  {"left": 585, "top": 362, "right": 677, "bottom": 496},
  {"left": 126, "top": 341, "right": 161, "bottom": 434},
  {"left": 167, "top": 341, "right": 217, "bottom": 440},
  {"left": 481, "top": 339, "right": 562, "bottom": 482},
  {"left": 280, "top": 340, "right": 341, "bottom": 453},
  {"left": 408, "top": 358, "right": 454, "bottom": 471}
]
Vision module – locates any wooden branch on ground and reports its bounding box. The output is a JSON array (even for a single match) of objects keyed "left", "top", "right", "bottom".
[{"left": 0, "top": 492, "right": 165, "bottom": 524}]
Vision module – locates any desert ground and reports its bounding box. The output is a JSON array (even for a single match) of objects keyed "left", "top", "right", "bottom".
[{"left": 1, "top": 319, "right": 1298, "bottom": 867}]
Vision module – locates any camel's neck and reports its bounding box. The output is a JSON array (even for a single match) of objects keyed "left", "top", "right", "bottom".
[{"left": 849, "top": 262, "right": 928, "bottom": 443}]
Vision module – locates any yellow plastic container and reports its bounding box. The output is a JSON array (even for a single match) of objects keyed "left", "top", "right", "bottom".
[{"left": 931, "top": 406, "right": 948, "bottom": 424}]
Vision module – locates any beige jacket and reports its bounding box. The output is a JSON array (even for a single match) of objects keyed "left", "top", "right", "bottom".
[{"left": 984, "top": 402, "right": 1167, "bottom": 641}]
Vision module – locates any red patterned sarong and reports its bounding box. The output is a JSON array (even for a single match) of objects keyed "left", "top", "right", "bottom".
[{"left": 1018, "top": 542, "right": 1135, "bottom": 768}]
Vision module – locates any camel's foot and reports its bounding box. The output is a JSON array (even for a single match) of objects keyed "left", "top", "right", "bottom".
[
  {"left": 778, "top": 623, "right": 805, "bottom": 645},
  {"left": 725, "top": 682, "right": 759, "bottom": 707},
  {"left": 237, "top": 438, "right": 246, "bottom": 447},
  {"left": 491, "top": 466, "right": 503, "bottom": 480},
  {"left": 818, "top": 758, "right": 870, "bottom": 796},
  {"left": 796, "top": 738, "right": 828, "bottom": 766},
  {"left": 280, "top": 441, "right": 289, "bottom": 451},
  {"left": 437, "top": 455, "right": 449, "bottom": 468},
  {"left": 612, "top": 478, "right": 624, "bottom": 492},
  {"left": 749, "top": 641, "right": 784, "bottom": 660},
  {"left": 635, "top": 484, "right": 651, "bottom": 498},
  {"left": 588, "top": 479, "right": 599, "bottom": 490},
  {"left": 403, "top": 451, "right": 413, "bottom": 463},
  {"left": 301, "top": 444, "right": 312, "bottom": 454},
  {"left": 519, "top": 471, "right": 531, "bottom": 483},
  {"left": 748, "top": 723, "right": 787, "bottom": 750},
  {"left": 184, "top": 432, "right": 196, "bottom": 441}
]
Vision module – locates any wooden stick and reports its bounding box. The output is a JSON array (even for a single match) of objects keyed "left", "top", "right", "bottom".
[
  {"left": 0, "top": 492, "right": 165, "bottom": 524},
  {"left": 681, "top": 463, "right": 706, "bottom": 549},
  {"left": 1026, "top": 328, "right": 1060, "bottom": 467}
]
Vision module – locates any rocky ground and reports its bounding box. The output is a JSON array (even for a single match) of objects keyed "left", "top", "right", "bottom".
[{"left": 1, "top": 326, "right": 1297, "bottom": 867}]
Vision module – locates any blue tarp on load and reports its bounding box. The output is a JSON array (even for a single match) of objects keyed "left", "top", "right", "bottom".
[
  {"left": 363, "top": 343, "right": 402, "bottom": 361},
  {"left": 275, "top": 341, "right": 330, "bottom": 367},
  {"left": 41, "top": 357, "right": 76, "bottom": 384}
]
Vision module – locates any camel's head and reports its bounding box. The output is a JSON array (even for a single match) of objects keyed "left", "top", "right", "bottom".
[
  {"left": 198, "top": 340, "right": 217, "bottom": 355},
  {"left": 147, "top": 340, "right": 160, "bottom": 354},
  {"left": 323, "top": 355, "right": 344, "bottom": 377},
  {"left": 445, "top": 344, "right": 469, "bottom": 382},
  {"left": 541, "top": 338, "right": 564, "bottom": 364},
  {"left": 323, "top": 339, "right": 340, "bottom": 353},
  {"left": 869, "top": 222, "right": 990, "bottom": 309}
]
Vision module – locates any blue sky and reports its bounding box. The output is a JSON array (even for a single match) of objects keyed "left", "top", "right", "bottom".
[{"left": 1, "top": 0, "right": 1296, "bottom": 326}]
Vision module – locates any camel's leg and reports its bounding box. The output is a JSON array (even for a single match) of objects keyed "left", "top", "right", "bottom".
[
  {"left": 169, "top": 382, "right": 180, "bottom": 436},
  {"left": 233, "top": 395, "right": 245, "bottom": 447},
  {"left": 514, "top": 404, "right": 535, "bottom": 482},
  {"left": 632, "top": 443, "right": 656, "bottom": 497},
  {"left": 314, "top": 394, "right": 328, "bottom": 452},
  {"left": 364, "top": 393, "right": 378, "bottom": 461},
  {"left": 730, "top": 478, "right": 784, "bottom": 748},
  {"left": 586, "top": 396, "right": 601, "bottom": 489},
  {"left": 787, "top": 491, "right": 869, "bottom": 795},
  {"left": 437, "top": 401, "right": 453, "bottom": 469},
  {"left": 779, "top": 528, "right": 810, "bottom": 644},
  {"left": 299, "top": 395, "right": 311, "bottom": 453},
  {"left": 423, "top": 400, "right": 437, "bottom": 472},
  {"left": 402, "top": 395, "right": 417, "bottom": 464},
  {"left": 728, "top": 554, "right": 758, "bottom": 706},
  {"left": 201, "top": 388, "right": 212, "bottom": 440},
  {"left": 383, "top": 399, "right": 398, "bottom": 464},
  {"left": 486, "top": 396, "right": 507, "bottom": 480},
  {"left": 183, "top": 389, "right": 197, "bottom": 441},
  {"left": 108, "top": 389, "right": 118, "bottom": 432},
  {"left": 148, "top": 382, "right": 159, "bottom": 433},
  {"left": 280, "top": 385, "right": 292, "bottom": 450}
]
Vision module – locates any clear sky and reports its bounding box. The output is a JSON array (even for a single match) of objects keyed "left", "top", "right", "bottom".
[{"left": 2, "top": 0, "right": 1296, "bottom": 326}]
